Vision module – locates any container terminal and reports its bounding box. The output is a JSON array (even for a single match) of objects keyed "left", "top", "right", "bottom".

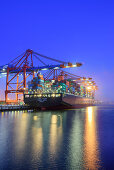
[{"left": 0, "top": 49, "right": 98, "bottom": 110}]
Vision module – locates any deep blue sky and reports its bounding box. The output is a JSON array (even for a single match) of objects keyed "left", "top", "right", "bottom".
[{"left": 0, "top": 0, "right": 114, "bottom": 101}]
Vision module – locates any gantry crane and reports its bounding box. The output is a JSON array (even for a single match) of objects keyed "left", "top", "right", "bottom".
[{"left": 0, "top": 49, "right": 84, "bottom": 103}]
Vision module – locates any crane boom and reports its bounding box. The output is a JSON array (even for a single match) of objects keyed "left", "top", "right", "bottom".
[{"left": 0, "top": 63, "right": 82, "bottom": 75}]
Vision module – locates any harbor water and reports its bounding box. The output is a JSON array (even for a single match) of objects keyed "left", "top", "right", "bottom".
[{"left": 0, "top": 106, "right": 114, "bottom": 169}]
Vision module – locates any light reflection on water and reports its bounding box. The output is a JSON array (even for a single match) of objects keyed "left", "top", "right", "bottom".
[
  {"left": 68, "top": 110, "right": 84, "bottom": 169},
  {"left": 14, "top": 113, "right": 28, "bottom": 156},
  {"left": 84, "top": 107, "right": 100, "bottom": 169},
  {"left": 1, "top": 106, "right": 114, "bottom": 169}
]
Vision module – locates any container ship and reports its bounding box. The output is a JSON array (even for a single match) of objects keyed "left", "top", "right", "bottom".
[
  {"left": 0, "top": 49, "right": 97, "bottom": 106},
  {"left": 24, "top": 68, "right": 98, "bottom": 109}
]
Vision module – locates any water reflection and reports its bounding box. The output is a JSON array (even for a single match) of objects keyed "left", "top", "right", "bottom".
[
  {"left": 0, "top": 108, "right": 103, "bottom": 169},
  {"left": 32, "top": 127, "right": 43, "bottom": 162},
  {"left": 31, "top": 113, "right": 43, "bottom": 163},
  {"left": 83, "top": 107, "right": 100, "bottom": 169},
  {"left": 0, "top": 112, "right": 9, "bottom": 162},
  {"left": 49, "top": 114, "right": 63, "bottom": 159},
  {"left": 14, "top": 112, "right": 29, "bottom": 158},
  {"left": 1, "top": 112, "right": 4, "bottom": 117},
  {"left": 68, "top": 110, "right": 84, "bottom": 169}
]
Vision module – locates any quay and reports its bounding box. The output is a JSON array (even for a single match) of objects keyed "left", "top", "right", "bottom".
[{"left": 0, "top": 105, "right": 31, "bottom": 111}]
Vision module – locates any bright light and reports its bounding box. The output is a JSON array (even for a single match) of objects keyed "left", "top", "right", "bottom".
[
  {"left": 52, "top": 94, "right": 55, "bottom": 97},
  {"left": 51, "top": 115, "right": 57, "bottom": 123},
  {"left": 87, "top": 107, "right": 93, "bottom": 123},
  {"left": 87, "top": 86, "right": 91, "bottom": 90},
  {"left": 72, "top": 65, "right": 76, "bottom": 67},
  {"left": 54, "top": 67, "right": 59, "bottom": 69},
  {"left": 33, "top": 116, "right": 38, "bottom": 120},
  {"left": 1, "top": 73, "right": 7, "bottom": 75},
  {"left": 41, "top": 68, "right": 48, "bottom": 70}
]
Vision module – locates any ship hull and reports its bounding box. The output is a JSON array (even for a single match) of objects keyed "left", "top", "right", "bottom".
[{"left": 24, "top": 93, "right": 95, "bottom": 110}]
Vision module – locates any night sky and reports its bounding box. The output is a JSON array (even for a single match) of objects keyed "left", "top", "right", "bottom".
[{"left": 0, "top": 0, "right": 114, "bottom": 102}]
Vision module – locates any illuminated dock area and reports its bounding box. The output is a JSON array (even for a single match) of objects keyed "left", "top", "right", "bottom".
[{"left": 0, "top": 105, "right": 31, "bottom": 111}]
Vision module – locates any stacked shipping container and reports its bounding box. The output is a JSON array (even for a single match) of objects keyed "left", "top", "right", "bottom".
[{"left": 28, "top": 73, "right": 94, "bottom": 98}]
